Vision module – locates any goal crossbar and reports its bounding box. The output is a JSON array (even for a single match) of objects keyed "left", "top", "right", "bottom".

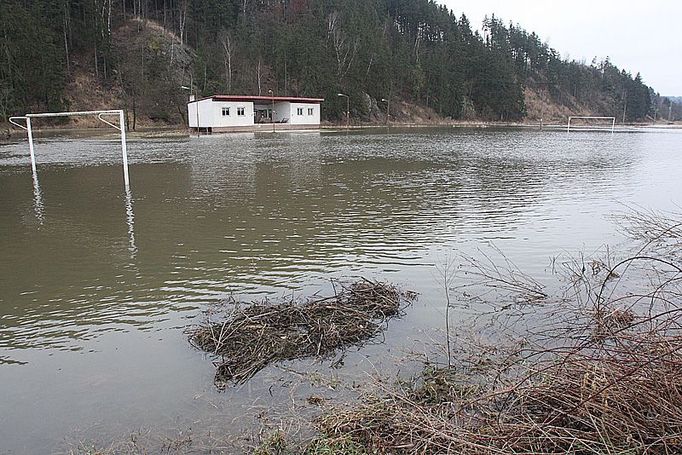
[
  {"left": 8, "top": 110, "right": 130, "bottom": 187},
  {"left": 567, "top": 116, "right": 616, "bottom": 133}
]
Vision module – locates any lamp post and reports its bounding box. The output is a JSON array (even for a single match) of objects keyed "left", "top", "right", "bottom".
[
  {"left": 337, "top": 93, "right": 349, "bottom": 131},
  {"left": 381, "top": 98, "right": 391, "bottom": 128},
  {"left": 268, "top": 89, "right": 275, "bottom": 133},
  {"left": 181, "top": 85, "right": 200, "bottom": 137}
]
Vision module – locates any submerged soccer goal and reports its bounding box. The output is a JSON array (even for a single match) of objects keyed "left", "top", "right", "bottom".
[
  {"left": 9, "top": 110, "right": 130, "bottom": 187},
  {"left": 567, "top": 116, "right": 616, "bottom": 133}
]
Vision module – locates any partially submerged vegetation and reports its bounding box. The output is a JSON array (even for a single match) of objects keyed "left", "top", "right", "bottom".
[
  {"left": 190, "top": 279, "right": 416, "bottom": 387},
  {"left": 312, "top": 315, "right": 682, "bottom": 453},
  {"left": 302, "top": 210, "right": 682, "bottom": 454}
]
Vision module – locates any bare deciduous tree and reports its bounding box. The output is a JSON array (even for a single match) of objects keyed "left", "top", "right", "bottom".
[
  {"left": 327, "top": 11, "right": 358, "bottom": 82},
  {"left": 256, "top": 58, "right": 262, "bottom": 96},
  {"left": 178, "top": 0, "right": 188, "bottom": 45},
  {"left": 219, "top": 30, "right": 233, "bottom": 93}
]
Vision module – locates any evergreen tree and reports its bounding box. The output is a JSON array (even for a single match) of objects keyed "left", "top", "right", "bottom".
[{"left": 0, "top": 0, "right": 655, "bottom": 123}]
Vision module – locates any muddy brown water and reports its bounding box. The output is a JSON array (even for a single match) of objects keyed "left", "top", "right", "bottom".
[{"left": 1, "top": 127, "right": 681, "bottom": 453}]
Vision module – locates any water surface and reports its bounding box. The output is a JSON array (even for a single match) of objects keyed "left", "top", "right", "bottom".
[{"left": 1, "top": 127, "right": 681, "bottom": 453}]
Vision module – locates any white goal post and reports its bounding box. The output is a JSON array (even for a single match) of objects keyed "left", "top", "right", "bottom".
[
  {"left": 567, "top": 116, "right": 616, "bottom": 133},
  {"left": 9, "top": 110, "right": 130, "bottom": 187}
]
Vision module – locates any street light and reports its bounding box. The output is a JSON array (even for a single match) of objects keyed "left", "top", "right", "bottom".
[
  {"left": 268, "top": 89, "right": 275, "bottom": 133},
  {"left": 381, "top": 98, "right": 391, "bottom": 128},
  {"left": 181, "top": 85, "right": 200, "bottom": 137},
  {"left": 337, "top": 93, "right": 349, "bottom": 131}
]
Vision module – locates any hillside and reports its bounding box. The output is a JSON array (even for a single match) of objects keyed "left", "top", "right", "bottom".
[{"left": 0, "top": 0, "right": 665, "bottom": 127}]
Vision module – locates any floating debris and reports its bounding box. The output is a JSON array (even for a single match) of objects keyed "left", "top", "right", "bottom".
[{"left": 189, "top": 279, "right": 416, "bottom": 387}]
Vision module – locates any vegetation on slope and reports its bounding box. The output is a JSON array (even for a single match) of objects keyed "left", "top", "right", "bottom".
[{"left": 0, "top": 0, "right": 676, "bottom": 125}]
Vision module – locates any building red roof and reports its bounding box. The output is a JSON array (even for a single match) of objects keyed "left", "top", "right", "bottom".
[{"left": 207, "top": 95, "right": 325, "bottom": 103}]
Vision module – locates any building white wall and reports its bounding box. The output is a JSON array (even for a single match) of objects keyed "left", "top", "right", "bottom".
[
  {"left": 288, "top": 103, "right": 321, "bottom": 125},
  {"left": 261, "top": 102, "right": 320, "bottom": 124},
  {"left": 188, "top": 99, "right": 255, "bottom": 128},
  {"left": 187, "top": 99, "right": 321, "bottom": 129}
]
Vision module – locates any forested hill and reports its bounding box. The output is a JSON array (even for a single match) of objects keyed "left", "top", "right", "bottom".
[{"left": 0, "top": 0, "right": 670, "bottom": 126}]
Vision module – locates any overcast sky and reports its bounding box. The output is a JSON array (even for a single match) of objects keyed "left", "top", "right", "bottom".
[{"left": 437, "top": 0, "right": 682, "bottom": 95}]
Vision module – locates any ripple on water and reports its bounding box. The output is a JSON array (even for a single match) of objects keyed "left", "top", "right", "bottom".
[
  {"left": 1, "top": 128, "right": 682, "bottom": 452},
  {"left": 2, "top": 130, "right": 677, "bottom": 346}
]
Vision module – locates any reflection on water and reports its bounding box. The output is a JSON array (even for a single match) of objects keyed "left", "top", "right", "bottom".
[
  {"left": 124, "top": 186, "right": 137, "bottom": 258},
  {"left": 32, "top": 172, "right": 44, "bottom": 225},
  {"left": 0, "top": 128, "right": 681, "bottom": 452}
]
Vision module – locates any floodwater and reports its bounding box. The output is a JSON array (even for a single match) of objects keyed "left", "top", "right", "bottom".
[{"left": 1, "top": 127, "right": 681, "bottom": 453}]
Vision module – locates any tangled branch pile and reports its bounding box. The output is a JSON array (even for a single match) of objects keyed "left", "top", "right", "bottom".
[
  {"left": 190, "top": 280, "right": 415, "bottom": 387},
  {"left": 310, "top": 211, "right": 682, "bottom": 454}
]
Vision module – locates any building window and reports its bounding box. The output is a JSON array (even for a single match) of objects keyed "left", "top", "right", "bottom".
[
  {"left": 297, "top": 107, "right": 304, "bottom": 116},
  {"left": 237, "top": 107, "right": 245, "bottom": 116},
  {"left": 222, "top": 107, "right": 230, "bottom": 116},
  {"left": 308, "top": 108, "right": 314, "bottom": 116}
]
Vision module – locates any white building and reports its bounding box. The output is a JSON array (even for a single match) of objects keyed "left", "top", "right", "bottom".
[{"left": 187, "top": 95, "right": 324, "bottom": 133}]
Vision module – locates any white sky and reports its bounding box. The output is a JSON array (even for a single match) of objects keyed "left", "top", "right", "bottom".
[{"left": 437, "top": 0, "right": 682, "bottom": 95}]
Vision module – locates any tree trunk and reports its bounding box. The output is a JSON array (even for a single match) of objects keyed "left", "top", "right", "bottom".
[
  {"left": 179, "top": 0, "right": 188, "bottom": 45},
  {"left": 94, "top": 45, "right": 99, "bottom": 78},
  {"left": 220, "top": 32, "right": 233, "bottom": 93},
  {"left": 63, "top": 9, "right": 70, "bottom": 74},
  {"left": 132, "top": 97, "right": 137, "bottom": 131},
  {"left": 257, "top": 59, "right": 262, "bottom": 96}
]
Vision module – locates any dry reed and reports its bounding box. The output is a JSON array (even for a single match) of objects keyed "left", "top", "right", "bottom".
[{"left": 310, "top": 217, "right": 682, "bottom": 454}]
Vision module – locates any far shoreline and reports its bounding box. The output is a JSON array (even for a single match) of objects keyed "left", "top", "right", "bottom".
[{"left": 2, "top": 119, "right": 681, "bottom": 142}]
